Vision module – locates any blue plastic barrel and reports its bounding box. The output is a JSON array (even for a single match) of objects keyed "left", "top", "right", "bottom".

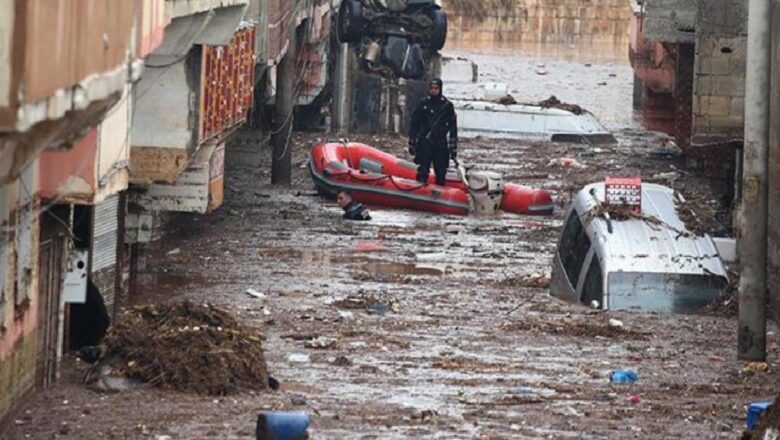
[
  {"left": 746, "top": 401, "right": 773, "bottom": 430},
  {"left": 256, "top": 411, "right": 310, "bottom": 440}
]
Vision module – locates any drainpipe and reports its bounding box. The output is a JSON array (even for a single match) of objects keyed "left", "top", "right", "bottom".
[
  {"left": 334, "top": 43, "right": 351, "bottom": 135},
  {"left": 738, "top": 0, "right": 771, "bottom": 361}
]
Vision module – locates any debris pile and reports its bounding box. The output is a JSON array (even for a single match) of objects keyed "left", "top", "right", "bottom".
[
  {"left": 504, "top": 316, "right": 650, "bottom": 340},
  {"left": 536, "top": 96, "right": 584, "bottom": 115},
  {"left": 97, "top": 301, "right": 269, "bottom": 395},
  {"left": 675, "top": 199, "right": 706, "bottom": 236},
  {"left": 701, "top": 272, "right": 739, "bottom": 317}
]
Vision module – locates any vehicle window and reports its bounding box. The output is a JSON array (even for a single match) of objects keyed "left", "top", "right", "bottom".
[
  {"left": 558, "top": 211, "right": 591, "bottom": 287},
  {"left": 608, "top": 272, "right": 728, "bottom": 313},
  {"left": 581, "top": 257, "right": 603, "bottom": 307}
]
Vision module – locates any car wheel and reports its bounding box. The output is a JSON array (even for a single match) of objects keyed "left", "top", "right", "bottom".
[
  {"left": 428, "top": 9, "right": 447, "bottom": 51},
  {"left": 337, "top": 0, "right": 363, "bottom": 43}
]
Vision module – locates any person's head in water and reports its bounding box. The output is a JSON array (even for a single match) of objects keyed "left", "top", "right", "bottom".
[
  {"left": 336, "top": 190, "right": 353, "bottom": 209},
  {"left": 428, "top": 78, "right": 443, "bottom": 99}
]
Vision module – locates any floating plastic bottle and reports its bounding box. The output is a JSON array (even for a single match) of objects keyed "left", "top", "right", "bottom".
[{"left": 609, "top": 369, "right": 638, "bottom": 384}]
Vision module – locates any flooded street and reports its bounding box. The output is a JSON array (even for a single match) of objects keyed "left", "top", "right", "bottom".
[
  {"left": 8, "top": 50, "right": 779, "bottom": 439},
  {"left": 444, "top": 46, "right": 637, "bottom": 130}
]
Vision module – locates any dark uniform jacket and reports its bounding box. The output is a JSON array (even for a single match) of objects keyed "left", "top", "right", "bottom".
[
  {"left": 409, "top": 95, "right": 458, "bottom": 153},
  {"left": 343, "top": 201, "right": 371, "bottom": 221}
]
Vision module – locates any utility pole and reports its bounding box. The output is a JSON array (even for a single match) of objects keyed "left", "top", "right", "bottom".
[
  {"left": 271, "top": 23, "right": 297, "bottom": 185},
  {"left": 739, "top": 0, "right": 771, "bottom": 361}
]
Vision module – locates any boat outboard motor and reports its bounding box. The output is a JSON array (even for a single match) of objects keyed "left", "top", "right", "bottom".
[{"left": 467, "top": 171, "right": 504, "bottom": 214}]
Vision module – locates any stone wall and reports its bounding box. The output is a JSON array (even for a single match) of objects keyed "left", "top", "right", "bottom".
[
  {"left": 691, "top": 35, "right": 746, "bottom": 143},
  {"left": 442, "top": 0, "right": 631, "bottom": 52},
  {"left": 691, "top": 0, "right": 747, "bottom": 143}
]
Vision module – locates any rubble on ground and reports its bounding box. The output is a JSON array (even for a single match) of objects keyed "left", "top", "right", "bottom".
[
  {"left": 503, "top": 316, "right": 650, "bottom": 340},
  {"left": 95, "top": 301, "right": 269, "bottom": 395}
]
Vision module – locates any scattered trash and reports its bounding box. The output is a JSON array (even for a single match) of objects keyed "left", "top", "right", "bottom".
[
  {"left": 709, "top": 354, "right": 726, "bottom": 362},
  {"left": 597, "top": 81, "right": 607, "bottom": 86},
  {"left": 743, "top": 362, "right": 770, "bottom": 375},
  {"left": 167, "top": 248, "right": 181, "bottom": 255},
  {"left": 627, "top": 353, "right": 643, "bottom": 362},
  {"left": 535, "top": 68, "right": 549, "bottom": 76},
  {"left": 268, "top": 376, "right": 280, "bottom": 390},
  {"left": 368, "top": 302, "right": 390, "bottom": 314},
  {"left": 411, "top": 409, "right": 438, "bottom": 422},
  {"left": 652, "top": 171, "right": 681, "bottom": 181},
  {"left": 337, "top": 311, "right": 354, "bottom": 320},
  {"left": 288, "top": 353, "right": 311, "bottom": 364},
  {"left": 290, "top": 395, "right": 307, "bottom": 406},
  {"left": 332, "top": 355, "right": 353, "bottom": 367},
  {"left": 256, "top": 412, "right": 310, "bottom": 440},
  {"left": 517, "top": 273, "right": 552, "bottom": 288},
  {"left": 355, "top": 241, "right": 385, "bottom": 252},
  {"left": 156, "top": 436, "right": 173, "bottom": 440},
  {"left": 515, "top": 386, "right": 535, "bottom": 394},
  {"left": 95, "top": 301, "right": 269, "bottom": 395},
  {"left": 627, "top": 394, "right": 641, "bottom": 405},
  {"left": 496, "top": 95, "right": 518, "bottom": 105},
  {"left": 608, "top": 344, "right": 630, "bottom": 356},
  {"left": 84, "top": 364, "right": 137, "bottom": 394},
  {"left": 246, "top": 288, "right": 266, "bottom": 299},
  {"left": 747, "top": 401, "right": 774, "bottom": 430},
  {"left": 590, "top": 300, "right": 600, "bottom": 309},
  {"left": 608, "top": 319, "right": 624, "bottom": 329},
  {"left": 610, "top": 369, "right": 638, "bottom": 384},
  {"left": 304, "top": 336, "right": 337, "bottom": 349},
  {"left": 547, "top": 157, "right": 586, "bottom": 169}
]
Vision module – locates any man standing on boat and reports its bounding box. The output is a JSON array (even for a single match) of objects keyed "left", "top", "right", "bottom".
[{"left": 408, "top": 78, "right": 458, "bottom": 186}]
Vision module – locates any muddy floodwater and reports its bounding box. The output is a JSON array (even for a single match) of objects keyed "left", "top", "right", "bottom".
[
  {"left": 444, "top": 46, "right": 636, "bottom": 131},
  {"left": 7, "top": 48, "right": 779, "bottom": 439}
]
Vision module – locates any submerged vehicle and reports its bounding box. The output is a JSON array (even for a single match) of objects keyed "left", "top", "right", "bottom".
[
  {"left": 309, "top": 142, "right": 554, "bottom": 216},
  {"left": 337, "top": 0, "right": 447, "bottom": 79},
  {"left": 550, "top": 180, "right": 729, "bottom": 313}
]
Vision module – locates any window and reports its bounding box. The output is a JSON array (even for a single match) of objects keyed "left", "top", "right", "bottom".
[
  {"left": 608, "top": 272, "right": 728, "bottom": 313},
  {"left": 558, "top": 211, "right": 591, "bottom": 288},
  {"left": 581, "top": 257, "right": 604, "bottom": 307}
]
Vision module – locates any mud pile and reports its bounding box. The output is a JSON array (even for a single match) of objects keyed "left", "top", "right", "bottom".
[
  {"left": 98, "top": 301, "right": 269, "bottom": 395},
  {"left": 743, "top": 395, "right": 780, "bottom": 440}
]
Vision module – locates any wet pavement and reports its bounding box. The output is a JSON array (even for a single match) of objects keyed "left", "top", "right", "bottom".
[{"left": 6, "top": 52, "right": 780, "bottom": 439}]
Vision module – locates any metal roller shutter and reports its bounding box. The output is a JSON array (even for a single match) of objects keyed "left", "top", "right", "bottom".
[{"left": 92, "top": 196, "right": 119, "bottom": 310}]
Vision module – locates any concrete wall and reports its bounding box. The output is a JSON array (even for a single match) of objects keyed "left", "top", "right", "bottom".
[
  {"left": 96, "top": 86, "right": 132, "bottom": 202},
  {"left": 166, "top": 0, "right": 249, "bottom": 20},
  {"left": 443, "top": 0, "right": 631, "bottom": 52},
  {"left": 643, "top": 0, "right": 698, "bottom": 43},
  {"left": 0, "top": 164, "right": 41, "bottom": 425},
  {"left": 0, "top": 0, "right": 12, "bottom": 107},
  {"left": 691, "top": 0, "right": 748, "bottom": 143}
]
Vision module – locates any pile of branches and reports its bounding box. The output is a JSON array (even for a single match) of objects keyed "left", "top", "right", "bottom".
[{"left": 97, "top": 301, "right": 269, "bottom": 395}]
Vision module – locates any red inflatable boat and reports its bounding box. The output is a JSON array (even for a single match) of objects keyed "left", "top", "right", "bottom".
[{"left": 309, "top": 142, "right": 554, "bottom": 216}]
